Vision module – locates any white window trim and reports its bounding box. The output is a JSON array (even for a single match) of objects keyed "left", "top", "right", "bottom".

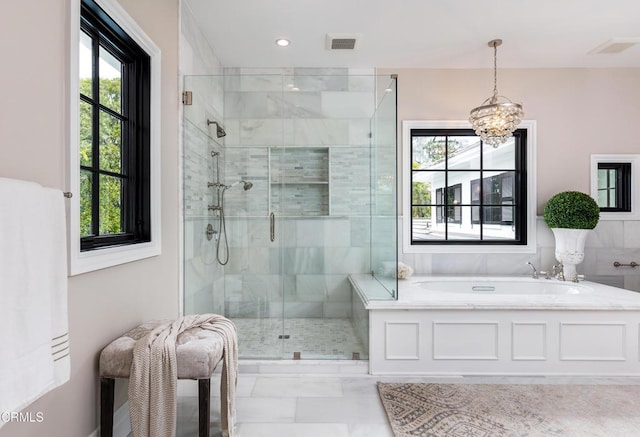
[
  {"left": 401, "top": 120, "right": 537, "bottom": 254},
  {"left": 590, "top": 154, "right": 640, "bottom": 221},
  {"left": 69, "top": 0, "right": 162, "bottom": 275}
]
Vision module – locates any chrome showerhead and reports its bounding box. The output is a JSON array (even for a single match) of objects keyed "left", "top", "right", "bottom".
[
  {"left": 227, "top": 180, "right": 253, "bottom": 191},
  {"left": 206, "top": 119, "right": 227, "bottom": 138}
]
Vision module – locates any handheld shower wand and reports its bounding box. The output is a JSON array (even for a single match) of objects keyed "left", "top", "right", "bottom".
[{"left": 209, "top": 179, "right": 254, "bottom": 265}]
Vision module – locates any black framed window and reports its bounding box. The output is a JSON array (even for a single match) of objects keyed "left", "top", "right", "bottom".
[
  {"left": 435, "top": 184, "right": 461, "bottom": 224},
  {"left": 79, "top": 0, "right": 151, "bottom": 251},
  {"left": 471, "top": 173, "right": 514, "bottom": 225},
  {"left": 410, "top": 128, "right": 527, "bottom": 244},
  {"left": 597, "top": 163, "right": 631, "bottom": 212}
]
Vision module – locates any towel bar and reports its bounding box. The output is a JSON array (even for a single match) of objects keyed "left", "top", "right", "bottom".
[{"left": 613, "top": 261, "right": 639, "bottom": 268}]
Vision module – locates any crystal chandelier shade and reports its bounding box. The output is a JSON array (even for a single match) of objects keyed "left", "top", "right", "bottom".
[{"left": 469, "top": 39, "right": 524, "bottom": 147}]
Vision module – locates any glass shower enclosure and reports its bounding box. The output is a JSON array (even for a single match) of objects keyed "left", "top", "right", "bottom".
[{"left": 183, "top": 71, "right": 397, "bottom": 360}]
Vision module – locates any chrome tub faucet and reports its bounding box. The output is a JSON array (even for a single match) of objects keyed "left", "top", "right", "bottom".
[{"left": 526, "top": 262, "right": 538, "bottom": 279}]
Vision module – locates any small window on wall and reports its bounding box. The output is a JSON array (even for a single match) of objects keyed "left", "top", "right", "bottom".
[
  {"left": 596, "top": 163, "right": 631, "bottom": 212},
  {"left": 405, "top": 122, "right": 532, "bottom": 249},
  {"left": 590, "top": 155, "right": 640, "bottom": 220}
]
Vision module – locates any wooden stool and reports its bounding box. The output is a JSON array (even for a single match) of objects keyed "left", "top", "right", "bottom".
[{"left": 99, "top": 320, "right": 225, "bottom": 437}]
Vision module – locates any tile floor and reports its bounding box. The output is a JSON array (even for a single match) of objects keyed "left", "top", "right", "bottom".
[
  {"left": 233, "top": 318, "right": 367, "bottom": 360},
  {"left": 176, "top": 374, "right": 393, "bottom": 437},
  {"left": 175, "top": 373, "right": 640, "bottom": 437}
]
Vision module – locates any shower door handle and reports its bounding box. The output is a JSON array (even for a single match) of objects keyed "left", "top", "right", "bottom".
[{"left": 269, "top": 212, "right": 275, "bottom": 242}]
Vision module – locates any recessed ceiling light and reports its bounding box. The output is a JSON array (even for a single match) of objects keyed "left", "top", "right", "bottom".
[{"left": 275, "top": 38, "right": 290, "bottom": 47}]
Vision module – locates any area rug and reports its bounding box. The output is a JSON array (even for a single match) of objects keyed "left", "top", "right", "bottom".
[{"left": 377, "top": 382, "right": 640, "bottom": 437}]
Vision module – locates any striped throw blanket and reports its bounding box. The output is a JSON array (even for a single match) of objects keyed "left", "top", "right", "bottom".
[{"left": 128, "top": 314, "right": 238, "bottom": 437}]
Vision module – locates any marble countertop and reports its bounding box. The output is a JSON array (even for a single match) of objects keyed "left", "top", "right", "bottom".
[{"left": 351, "top": 274, "right": 640, "bottom": 311}]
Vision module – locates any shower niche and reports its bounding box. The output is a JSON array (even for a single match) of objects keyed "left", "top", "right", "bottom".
[{"left": 269, "top": 147, "right": 330, "bottom": 216}]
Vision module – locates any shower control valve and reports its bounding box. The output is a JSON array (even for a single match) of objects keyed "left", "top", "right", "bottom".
[
  {"left": 207, "top": 182, "right": 225, "bottom": 188},
  {"left": 205, "top": 223, "right": 217, "bottom": 241},
  {"left": 208, "top": 205, "right": 222, "bottom": 212}
]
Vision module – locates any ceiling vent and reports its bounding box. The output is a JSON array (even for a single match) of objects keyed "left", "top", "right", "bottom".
[
  {"left": 589, "top": 38, "right": 640, "bottom": 54},
  {"left": 326, "top": 33, "right": 361, "bottom": 50}
]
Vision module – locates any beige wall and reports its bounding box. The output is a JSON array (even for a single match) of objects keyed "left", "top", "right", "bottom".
[
  {"left": 0, "top": 0, "right": 180, "bottom": 436},
  {"left": 378, "top": 68, "right": 640, "bottom": 214}
]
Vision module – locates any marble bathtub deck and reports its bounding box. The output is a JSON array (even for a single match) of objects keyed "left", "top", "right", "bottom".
[
  {"left": 352, "top": 274, "right": 640, "bottom": 310},
  {"left": 173, "top": 373, "right": 640, "bottom": 437}
]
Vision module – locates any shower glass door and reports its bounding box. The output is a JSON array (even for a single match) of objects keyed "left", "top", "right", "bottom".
[
  {"left": 222, "top": 73, "right": 286, "bottom": 359},
  {"left": 182, "top": 74, "right": 286, "bottom": 359},
  {"left": 183, "top": 72, "right": 397, "bottom": 360}
]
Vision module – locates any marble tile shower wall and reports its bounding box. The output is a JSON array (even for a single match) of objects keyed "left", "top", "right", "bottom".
[
  {"left": 220, "top": 68, "right": 378, "bottom": 318},
  {"left": 183, "top": 118, "right": 226, "bottom": 316},
  {"left": 223, "top": 147, "right": 269, "bottom": 217},
  {"left": 331, "top": 148, "right": 371, "bottom": 216},
  {"left": 398, "top": 218, "right": 640, "bottom": 292},
  {"left": 181, "top": 2, "right": 226, "bottom": 316},
  {"left": 223, "top": 216, "right": 371, "bottom": 318}
]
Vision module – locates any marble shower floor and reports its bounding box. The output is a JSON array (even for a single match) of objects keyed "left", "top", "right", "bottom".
[
  {"left": 233, "top": 318, "right": 368, "bottom": 360},
  {"left": 173, "top": 374, "right": 640, "bottom": 437}
]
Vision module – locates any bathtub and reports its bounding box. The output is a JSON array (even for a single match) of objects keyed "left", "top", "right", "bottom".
[{"left": 350, "top": 275, "right": 640, "bottom": 376}]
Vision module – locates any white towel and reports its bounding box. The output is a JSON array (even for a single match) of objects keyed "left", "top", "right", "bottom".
[{"left": 0, "top": 178, "right": 70, "bottom": 427}]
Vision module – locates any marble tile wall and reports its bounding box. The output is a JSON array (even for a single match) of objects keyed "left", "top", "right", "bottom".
[
  {"left": 219, "top": 69, "right": 382, "bottom": 318},
  {"left": 180, "top": 4, "right": 223, "bottom": 77},
  {"left": 181, "top": 2, "right": 226, "bottom": 316},
  {"left": 222, "top": 67, "right": 375, "bottom": 216},
  {"left": 183, "top": 216, "right": 225, "bottom": 316},
  {"left": 270, "top": 148, "right": 329, "bottom": 183},
  {"left": 398, "top": 217, "right": 640, "bottom": 292},
  {"left": 272, "top": 185, "right": 329, "bottom": 217},
  {"left": 183, "top": 120, "right": 224, "bottom": 218},
  {"left": 223, "top": 147, "right": 269, "bottom": 217},
  {"left": 223, "top": 217, "right": 370, "bottom": 318},
  {"left": 331, "top": 148, "right": 371, "bottom": 216}
]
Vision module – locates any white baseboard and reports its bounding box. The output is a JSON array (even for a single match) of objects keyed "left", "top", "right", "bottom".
[{"left": 87, "top": 401, "right": 130, "bottom": 437}]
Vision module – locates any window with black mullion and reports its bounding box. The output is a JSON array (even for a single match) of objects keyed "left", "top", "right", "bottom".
[
  {"left": 410, "top": 128, "right": 526, "bottom": 244},
  {"left": 80, "top": 24, "right": 127, "bottom": 237},
  {"left": 80, "top": 0, "right": 151, "bottom": 251}
]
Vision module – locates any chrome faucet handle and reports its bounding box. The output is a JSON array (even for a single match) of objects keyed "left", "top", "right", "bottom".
[
  {"left": 572, "top": 274, "right": 585, "bottom": 283},
  {"left": 526, "top": 262, "right": 538, "bottom": 279},
  {"left": 552, "top": 262, "right": 565, "bottom": 281}
]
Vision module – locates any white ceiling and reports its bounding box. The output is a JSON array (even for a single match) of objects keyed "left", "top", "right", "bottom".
[{"left": 184, "top": 0, "right": 640, "bottom": 69}]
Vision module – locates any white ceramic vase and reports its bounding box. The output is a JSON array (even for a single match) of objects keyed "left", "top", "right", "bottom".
[{"left": 551, "top": 228, "right": 591, "bottom": 280}]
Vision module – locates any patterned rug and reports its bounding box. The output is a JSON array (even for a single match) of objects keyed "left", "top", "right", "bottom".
[{"left": 377, "top": 382, "right": 640, "bottom": 437}]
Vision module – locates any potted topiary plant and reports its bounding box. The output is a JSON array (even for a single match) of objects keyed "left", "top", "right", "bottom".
[{"left": 543, "top": 191, "right": 600, "bottom": 280}]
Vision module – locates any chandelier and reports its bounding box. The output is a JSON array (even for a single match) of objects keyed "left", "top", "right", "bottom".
[{"left": 469, "top": 39, "right": 524, "bottom": 147}]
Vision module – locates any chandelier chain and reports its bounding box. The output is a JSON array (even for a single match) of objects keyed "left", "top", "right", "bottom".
[{"left": 493, "top": 43, "right": 498, "bottom": 99}]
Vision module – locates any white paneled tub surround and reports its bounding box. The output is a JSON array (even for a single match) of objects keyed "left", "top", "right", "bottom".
[{"left": 350, "top": 274, "right": 640, "bottom": 376}]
